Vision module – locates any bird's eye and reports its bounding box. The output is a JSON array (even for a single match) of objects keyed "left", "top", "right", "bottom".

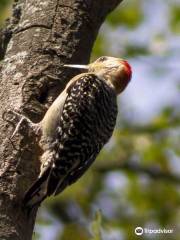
[{"left": 98, "top": 56, "right": 107, "bottom": 62}]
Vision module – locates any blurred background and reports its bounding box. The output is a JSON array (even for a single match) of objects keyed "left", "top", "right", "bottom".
[{"left": 1, "top": 0, "right": 180, "bottom": 239}]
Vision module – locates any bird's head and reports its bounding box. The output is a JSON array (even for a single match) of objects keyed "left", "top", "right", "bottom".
[
  {"left": 88, "top": 56, "right": 132, "bottom": 94},
  {"left": 64, "top": 56, "right": 132, "bottom": 94}
]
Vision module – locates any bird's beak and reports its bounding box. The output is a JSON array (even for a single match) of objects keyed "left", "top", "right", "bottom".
[{"left": 63, "top": 64, "right": 89, "bottom": 70}]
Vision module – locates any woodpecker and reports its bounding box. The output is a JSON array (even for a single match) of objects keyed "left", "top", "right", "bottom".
[{"left": 23, "top": 56, "right": 132, "bottom": 207}]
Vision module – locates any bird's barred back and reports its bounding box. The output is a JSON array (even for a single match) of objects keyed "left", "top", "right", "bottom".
[{"left": 47, "top": 74, "right": 118, "bottom": 195}]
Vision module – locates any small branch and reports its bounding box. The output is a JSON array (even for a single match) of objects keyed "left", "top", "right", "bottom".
[
  {"left": 95, "top": 161, "right": 180, "bottom": 184},
  {"left": 119, "top": 116, "right": 180, "bottom": 134}
]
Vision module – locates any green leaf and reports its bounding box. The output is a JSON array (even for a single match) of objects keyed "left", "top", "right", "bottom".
[
  {"left": 0, "top": 0, "right": 12, "bottom": 25},
  {"left": 90, "top": 210, "right": 103, "bottom": 240},
  {"left": 170, "top": 5, "right": 180, "bottom": 34},
  {"left": 106, "top": 1, "right": 143, "bottom": 29}
]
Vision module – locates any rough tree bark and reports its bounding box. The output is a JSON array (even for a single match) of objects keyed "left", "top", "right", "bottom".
[{"left": 0, "top": 0, "right": 123, "bottom": 239}]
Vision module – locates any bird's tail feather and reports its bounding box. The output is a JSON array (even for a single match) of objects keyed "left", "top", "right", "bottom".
[{"left": 23, "top": 167, "right": 51, "bottom": 208}]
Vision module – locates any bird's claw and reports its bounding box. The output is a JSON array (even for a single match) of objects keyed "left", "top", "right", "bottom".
[
  {"left": 10, "top": 116, "right": 26, "bottom": 139},
  {"left": 2, "top": 109, "right": 34, "bottom": 139}
]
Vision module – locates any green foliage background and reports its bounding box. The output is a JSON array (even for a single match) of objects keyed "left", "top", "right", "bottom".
[{"left": 1, "top": 0, "right": 180, "bottom": 239}]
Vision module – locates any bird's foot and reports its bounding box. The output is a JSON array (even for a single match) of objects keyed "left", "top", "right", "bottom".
[{"left": 2, "top": 109, "right": 39, "bottom": 139}]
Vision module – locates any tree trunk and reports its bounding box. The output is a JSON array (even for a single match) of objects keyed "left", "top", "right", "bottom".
[{"left": 0, "top": 0, "right": 123, "bottom": 239}]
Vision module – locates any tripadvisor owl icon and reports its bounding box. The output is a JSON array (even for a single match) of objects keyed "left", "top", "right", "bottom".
[{"left": 135, "top": 227, "right": 143, "bottom": 235}]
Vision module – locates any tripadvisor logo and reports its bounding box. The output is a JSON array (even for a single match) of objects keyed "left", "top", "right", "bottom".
[{"left": 135, "top": 226, "right": 174, "bottom": 236}]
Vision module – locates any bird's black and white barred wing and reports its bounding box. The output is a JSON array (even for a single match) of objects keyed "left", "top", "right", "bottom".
[
  {"left": 23, "top": 73, "right": 117, "bottom": 207},
  {"left": 52, "top": 74, "right": 118, "bottom": 193}
]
